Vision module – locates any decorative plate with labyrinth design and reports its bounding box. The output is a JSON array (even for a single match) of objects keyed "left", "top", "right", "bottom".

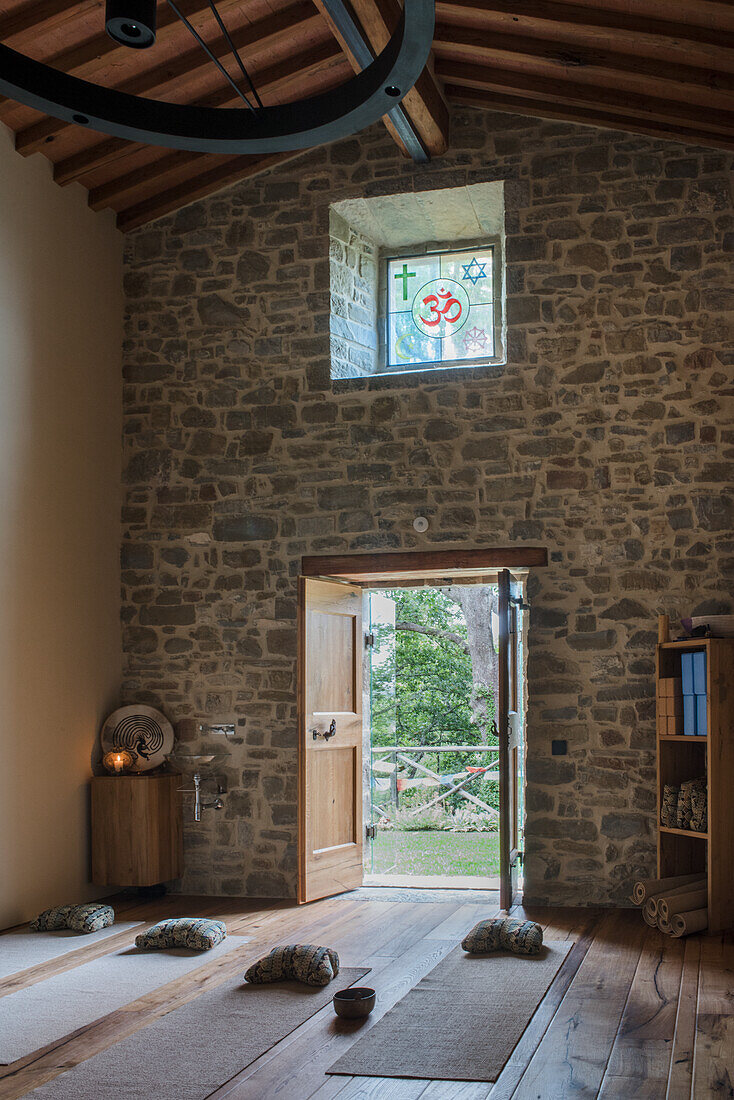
[{"left": 100, "top": 705, "right": 174, "bottom": 772}]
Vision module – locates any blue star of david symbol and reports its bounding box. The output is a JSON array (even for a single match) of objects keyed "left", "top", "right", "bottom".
[{"left": 461, "top": 257, "right": 488, "bottom": 285}]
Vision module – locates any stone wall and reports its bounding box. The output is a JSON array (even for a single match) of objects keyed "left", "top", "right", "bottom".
[
  {"left": 328, "top": 207, "right": 378, "bottom": 379},
  {"left": 121, "top": 107, "right": 734, "bottom": 905}
]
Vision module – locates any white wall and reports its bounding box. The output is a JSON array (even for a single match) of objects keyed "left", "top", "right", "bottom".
[{"left": 0, "top": 125, "right": 123, "bottom": 929}]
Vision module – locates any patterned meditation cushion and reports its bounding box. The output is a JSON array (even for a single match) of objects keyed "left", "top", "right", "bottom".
[
  {"left": 30, "top": 903, "right": 114, "bottom": 934},
  {"left": 462, "top": 917, "right": 543, "bottom": 957},
  {"left": 67, "top": 904, "right": 115, "bottom": 933},
  {"left": 30, "top": 906, "right": 74, "bottom": 932},
  {"left": 244, "top": 944, "right": 340, "bottom": 986},
  {"left": 135, "top": 918, "right": 227, "bottom": 951}
]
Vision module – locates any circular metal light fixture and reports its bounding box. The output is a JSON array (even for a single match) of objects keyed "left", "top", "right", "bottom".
[
  {"left": 105, "top": 0, "right": 157, "bottom": 49},
  {"left": 0, "top": 0, "right": 434, "bottom": 155}
]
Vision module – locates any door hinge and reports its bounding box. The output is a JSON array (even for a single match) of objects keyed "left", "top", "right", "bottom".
[
  {"left": 365, "top": 632, "right": 375, "bottom": 648},
  {"left": 365, "top": 824, "right": 376, "bottom": 840}
]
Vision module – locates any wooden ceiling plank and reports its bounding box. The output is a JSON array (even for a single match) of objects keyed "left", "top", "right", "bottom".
[
  {"left": 436, "top": 0, "right": 734, "bottom": 53},
  {"left": 0, "top": 0, "right": 100, "bottom": 49},
  {"left": 545, "top": 0, "right": 734, "bottom": 34},
  {"left": 53, "top": 39, "right": 343, "bottom": 190},
  {"left": 12, "top": 1, "right": 322, "bottom": 155},
  {"left": 87, "top": 46, "right": 347, "bottom": 206},
  {"left": 434, "top": 23, "right": 734, "bottom": 94},
  {"left": 436, "top": 57, "right": 734, "bottom": 136},
  {"left": 0, "top": 0, "right": 254, "bottom": 124},
  {"left": 115, "top": 150, "right": 305, "bottom": 231},
  {"left": 435, "top": 12, "right": 734, "bottom": 78},
  {"left": 445, "top": 83, "right": 734, "bottom": 151},
  {"left": 431, "top": 39, "right": 734, "bottom": 113}
]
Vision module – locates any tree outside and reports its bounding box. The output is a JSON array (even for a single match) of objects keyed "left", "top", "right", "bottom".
[{"left": 368, "top": 585, "right": 500, "bottom": 879}]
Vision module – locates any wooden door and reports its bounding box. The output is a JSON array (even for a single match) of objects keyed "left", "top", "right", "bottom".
[
  {"left": 298, "top": 577, "right": 364, "bottom": 904},
  {"left": 498, "top": 568, "right": 524, "bottom": 910}
]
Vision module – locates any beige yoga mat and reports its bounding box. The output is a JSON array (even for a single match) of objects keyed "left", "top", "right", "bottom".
[
  {"left": 645, "top": 878, "right": 706, "bottom": 920},
  {"left": 658, "top": 887, "right": 708, "bottom": 922},
  {"left": 631, "top": 873, "right": 703, "bottom": 906},
  {"left": 27, "top": 968, "right": 369, "bottom": 1100},
  {"left": 0, "top": 935, "right": 251, "bottom": 1063},
  {"left": 328, "top": 941, "right": 572, "bottom": 1083},
  {"left": 0, "top": 923, "right": 142, "bottom": 983},
  {"left": 670, "top": 908, "right": 708, "bottom": 937}
]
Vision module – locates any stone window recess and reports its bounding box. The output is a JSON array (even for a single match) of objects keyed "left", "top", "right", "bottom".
[{"left": 329, "top": 181, "right": 506, "bottom": 380}]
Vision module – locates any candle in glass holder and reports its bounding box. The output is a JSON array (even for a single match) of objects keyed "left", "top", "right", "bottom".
[{"left": 102, "top": 749, "right": 134, "bottom": 775}]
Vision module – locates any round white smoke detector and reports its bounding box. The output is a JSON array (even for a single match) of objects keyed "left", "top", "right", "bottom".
[{"left": 413, "top": 516, "right": 429, "bottom": 533}]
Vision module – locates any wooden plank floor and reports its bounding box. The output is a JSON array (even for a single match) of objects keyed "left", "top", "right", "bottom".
[{"left": 0, "top": 891, "right": 732, "bottom": 1099}]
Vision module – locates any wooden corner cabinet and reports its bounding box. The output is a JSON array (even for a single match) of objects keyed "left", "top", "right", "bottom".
[
  {"left": 91, "top": 772, "right": 183, "bottom": 888},
  {"left": 656, "top": 637, "right": 734, "bottom": 933}
]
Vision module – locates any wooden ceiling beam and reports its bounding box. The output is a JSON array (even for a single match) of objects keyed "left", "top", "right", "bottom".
[
  {"left": 436, "top": 12, "right": 734, "bottom": 77},
  {"left": 445, "top": 83, "right": 734, "bottom": 151},
  {"left": 433, "top": 23, "right": 734, "bottom": 100},
  {"left": 436, "top": 57, "right": 734, "bottom": 136},
  {"left": 436, "top": 0, "right": 734, "bottom": 50},
  {"left": 86, "top": 45, "right": 347, "bottom": 208},
  {"left": 13, "top": 2, "right": 321, "bottom": 156},
  {"left": 549, "top": 0, "right": 734, "bottom": 33},
  {"left": 55, "top": 136, "right": 159, "bottom": 187},
  {"left": 317, "top": 0, "right": 449, "bottom": 156},
  {"left": 115, "top": 150, "right": 305, "bottom": 231},
  {"left": 53, "top": 39, "right": 343, "bottom": 188},
  {"left": 313, "top": 0, "right": 412, "bottom": 158},
  {"left": 432, "top": 47, "right": 734, "bottom": 120}
]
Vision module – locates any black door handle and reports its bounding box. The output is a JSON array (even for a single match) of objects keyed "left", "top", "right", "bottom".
[{"left": 312, "top": 719, "right": 337, "bottom": 741}]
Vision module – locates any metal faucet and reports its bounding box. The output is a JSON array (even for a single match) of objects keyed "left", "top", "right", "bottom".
[{"left": 179, "top": 772, "right": 224, "bottom": 821}]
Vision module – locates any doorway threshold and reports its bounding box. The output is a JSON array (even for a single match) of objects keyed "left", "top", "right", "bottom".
[{"left": 364, "top": 873, "right": 500, "bottom": 890}]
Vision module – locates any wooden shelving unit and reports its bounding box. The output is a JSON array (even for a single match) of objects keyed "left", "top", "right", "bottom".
[{"left": 656, "top": 637, "right": 734, "bottom": 933}]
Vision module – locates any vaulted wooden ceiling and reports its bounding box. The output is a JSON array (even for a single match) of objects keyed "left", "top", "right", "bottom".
[{"left": 1, "top": 0, "right": 732, "bottom": 231}]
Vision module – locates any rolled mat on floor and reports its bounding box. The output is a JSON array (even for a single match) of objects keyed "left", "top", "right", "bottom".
[
  {"left": 643, "top": 903, "right": 660, "bottom": 928},
  {"left": 631, "top": 874, "right": 707, "bottom": 938},
  {"left": 642, "top": 877, "right": 706, "bottom": 920},
  {"left": 658, "top": 887, "right": 708, "bottom": 922},
  {"left": 670, "top": 908, "right": 708, "bottom": 937},
  {"left": 631, "top": 873, "right": 703, "bottom": 906}
]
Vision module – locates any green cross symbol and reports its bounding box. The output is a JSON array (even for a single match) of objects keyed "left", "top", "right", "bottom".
[{"left": 394, "top": 263, "right": 416, "bottom": 301}]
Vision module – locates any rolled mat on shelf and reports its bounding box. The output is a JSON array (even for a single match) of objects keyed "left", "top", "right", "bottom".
[
  {"left": 661, "top": 784, "right": 679, "bottom": 828},
  {"left": 631, "top": 873, "right": 703, "bottom": 906},
  {"left": 677, "top": 776, "right": 706, "bottom": 832}
]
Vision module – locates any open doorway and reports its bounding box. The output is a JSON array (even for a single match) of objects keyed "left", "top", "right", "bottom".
[
  {"left": 363, "top": 582, "right": 526, "bottom": 891},
  {"left": 297, "top": 549, "right": 543, "bottom": 909}
]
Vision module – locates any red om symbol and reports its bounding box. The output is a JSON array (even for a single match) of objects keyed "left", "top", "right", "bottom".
[{"left": 420, "top": 286, "right": 463, "bottom": 327}]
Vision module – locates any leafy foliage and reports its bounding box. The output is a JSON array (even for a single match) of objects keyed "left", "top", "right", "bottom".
[{"left": 369, "top": 587, "right": 499, "bottom": 826}]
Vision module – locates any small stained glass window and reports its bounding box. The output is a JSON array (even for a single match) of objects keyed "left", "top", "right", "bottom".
[{"left": 386, "top": 246, "right": 497, "bottom": 370}]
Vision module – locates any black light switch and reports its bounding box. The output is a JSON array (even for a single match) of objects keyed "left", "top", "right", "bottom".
[{"left": 551, "top": 739, "right": 567, "bottom": 756}]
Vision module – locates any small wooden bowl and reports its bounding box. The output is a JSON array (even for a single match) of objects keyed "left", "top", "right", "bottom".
[{"left": 333, "top": 986, "right": 376, "bottom": 1019}]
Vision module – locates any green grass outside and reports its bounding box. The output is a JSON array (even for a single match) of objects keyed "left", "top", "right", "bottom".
[{"left": 371, "top": 829, "right": 501, "bottom": 878}]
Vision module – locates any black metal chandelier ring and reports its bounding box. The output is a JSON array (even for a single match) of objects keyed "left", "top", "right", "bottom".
[{"left": 0, "top": 0, "right": 435, "bottom": 155}]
